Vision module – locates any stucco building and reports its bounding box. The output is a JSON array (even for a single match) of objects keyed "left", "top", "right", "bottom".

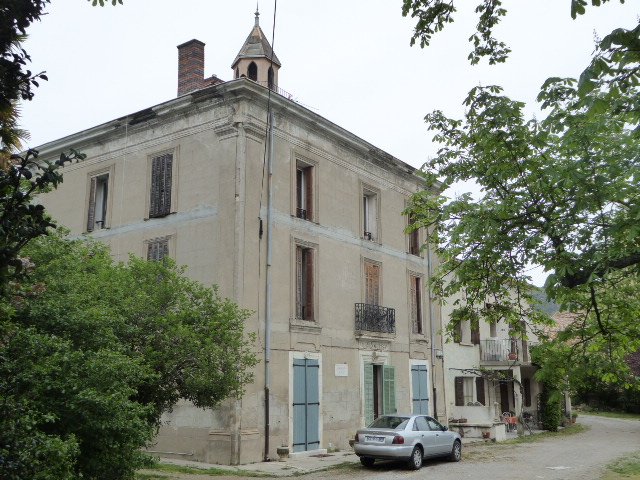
[
  {"left": 441, "top": 298, "right": 543, "bottom": 440},
  {"left": 37, "top": 12, "right": 447, "bottom": 464}
]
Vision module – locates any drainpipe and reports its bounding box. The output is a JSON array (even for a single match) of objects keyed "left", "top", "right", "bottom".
[{"left": 264, "top": 111, "right": 274, "bottom": 462}]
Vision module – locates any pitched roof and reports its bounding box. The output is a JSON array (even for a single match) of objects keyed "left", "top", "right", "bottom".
[{"left": 231, "top": 11, "right": 281, "bottom": 68}]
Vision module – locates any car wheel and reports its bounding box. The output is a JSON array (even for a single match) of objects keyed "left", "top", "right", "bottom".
[
  {"left": 449, "top": 440, "right": 462, "bottom": 462},
  {"left": 360, "top": 457, "right": 375, "bottom": 467},
  {"left": 408, "top": 445, "right": 423, "bottom": 470}
]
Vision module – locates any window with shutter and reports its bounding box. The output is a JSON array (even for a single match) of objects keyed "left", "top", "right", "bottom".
[
  {"left": 364, "top": 261, "right": 380, "bottom": 306},
  {"left": 364, "top": 363, "right": 375, "bottom": 426},
  {"left": 87, "top": 173, "right": 109, "bottom": 232},
  {"left": 149, "top": 153, "right": 173, "bottom": 218},
  {"left": 382, "top": 365, "right": 396, "bottom": 415},
  {"left": 146, "top": 237, "right": 169, "bottom": 261},
  {"left": 295, "top": 162, "right": 313, "bottom": 221},
  {"left": 362, "top": 191, "right": 378, "bottom": 241},
  {"left": 295, "top": 245, "right": 315, "bottom": 321},
  {"left": 408, "top": 213, "right": 420, "bottom": 255},
  {"left": 471, "top": 321, "right": 480, "bottom": 345},
  {"left": 411, "top": 364, "right": 429, "bottom": 414},
  {"left": 410, "top": 274, "right": 422, "bottom": 334},
  {"left": 476, "top": 377, "right": 486, "bottom": 405},
  {"left": 454, "top": 377, "right": 464, "bottom": 406}
]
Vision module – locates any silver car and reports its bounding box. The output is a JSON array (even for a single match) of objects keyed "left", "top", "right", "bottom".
[{"left": 354, "top": 414, "right": 462, "bottom": 469}]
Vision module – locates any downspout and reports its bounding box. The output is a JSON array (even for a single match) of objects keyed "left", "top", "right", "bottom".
[{"left": 264, "top": 111, "right": 274, "bottom": 461}]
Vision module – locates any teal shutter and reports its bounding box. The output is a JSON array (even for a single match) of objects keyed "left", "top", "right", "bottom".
[
  {"left": 411, "top": 365, "right": 429, "bottom": 414},
  {"left": 382, "top": 365, "right": 396, "bottom": 415},
  {"left": 364, "top": 363, "right": 374, "bottom": 426},
  {"left": 292, "top": 359, "right": 320, "bottom": 452}
]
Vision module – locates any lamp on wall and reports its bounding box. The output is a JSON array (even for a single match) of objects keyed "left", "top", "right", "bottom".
[{"left": 435, "top": 349, "right": 444, "bottom": 359}]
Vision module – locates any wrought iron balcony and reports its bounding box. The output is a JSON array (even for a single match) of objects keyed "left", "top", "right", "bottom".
[
  {"left": 355, "top": 303, "right": 395, "bottom": 334},
  {"left": 480, "top": 339, "right": 519, "bottom": 363}
]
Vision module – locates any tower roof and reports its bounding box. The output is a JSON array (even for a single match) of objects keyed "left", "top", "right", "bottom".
[{"left": 231, "top": 8, "right": 281, "bottom": 68}]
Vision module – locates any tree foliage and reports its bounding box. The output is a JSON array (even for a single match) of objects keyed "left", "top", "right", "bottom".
[
  {"left": 403, "top": 0, "right": 639, "bottom": 389},
  {"left": 1, "top": 235, "right": 256, "bottom": 479}
]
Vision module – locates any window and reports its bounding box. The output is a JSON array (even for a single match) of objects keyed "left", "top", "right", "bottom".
[
  {"left": 476, "top": 377, "right": 486, "bottom": 405},
  {"left": 364, "top": 363, "right": 396, "bottom": 425},
  {"left": 248, "top": 61, "right": 257, "bottom": 81},
  {"left": 489, "top": 320, "right": 498, "bottom": 337},
  {"left": 295, "top": 245, "right": 314, "bottom": 320},
  {"left": 471, "top": 320, "right": 480, "bottom": 345},
  {"left": 364, "top": 260, "right": 380, "bottom": 306},
  {"left": 149, "top": 153, "right": 173, "bottom": 218},
  {"left": 295, "top": 163, "right": 313, "bottom": 221},
  {"left": 453, "top": 322, "right": 462, "bottom": 343},
  {"left": 454, "top": 376, "right": 474, "bottom": 406},
  {"left": 362, "top": 189, "right": 378, "bottom": 241},
  {"left": 408, "top": 213, "right": 420, "bottom": 256},
  {"left": 146, "top": 237, "right": 169, "bottom": 261},
  {"left": 409, "top": 274, "right": 423, "bottom": 334},
  {"left": 87, "top": 173, "right": 109, "bottom": 232}
]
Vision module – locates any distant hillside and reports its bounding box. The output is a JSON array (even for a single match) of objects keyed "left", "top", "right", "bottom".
[{"left": 531, "top": 287, "right": 560, "bottom": 315}]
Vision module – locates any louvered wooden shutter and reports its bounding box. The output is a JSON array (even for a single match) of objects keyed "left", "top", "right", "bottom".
[
  {"left": 304, "top": 248, "right": 314, "bottom": 320},
  {"left": 410, "top": 276, "right": 418, "bottom": 333},
  {"left": 87, "top": 176, "right": 97, "bottom": 232},
  {"left": 296, "top": 246, "right": 303, "bottom": 318},
  {"left": 147, "top": 241, "right": 157, "bottom": 261},
  {"left": 364, "top": 363, "right": 374, "bottom": 425},
  {"left": 150, "top": 154, "right": 172, "bottom": 217},
  {"left": 476, "top": 377, "right": 486, "bottom": 405},
  {"left": 304, "top": 167, "right": 313, "bottom": 221},
  {"left": 365, "top": 262, "right": 380, "bottom": 306},
  {"left": 454, "top": 377, "right": 464, "bottom": 406},
  {"left": 147, "top": 238, "right": 169, "bottom": 261}
]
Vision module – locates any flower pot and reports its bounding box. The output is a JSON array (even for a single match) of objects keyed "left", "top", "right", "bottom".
[
  {"left": 276, "top": 446, "right": 289, "bottom": 461},
  {"left": 508, "top": 353, "right": 518, "bottom": 360}
]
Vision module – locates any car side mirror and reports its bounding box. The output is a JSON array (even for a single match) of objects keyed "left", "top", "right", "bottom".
[{"left": 442, "top": 426, "right": 448, "bottom": 431}]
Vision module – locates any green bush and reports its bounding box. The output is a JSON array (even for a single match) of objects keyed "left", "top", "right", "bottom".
[{"left": 541, "top": 388, "right": 563, "bottom": 432}]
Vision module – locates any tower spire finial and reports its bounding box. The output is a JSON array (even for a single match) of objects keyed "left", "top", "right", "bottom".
[{"left": 254, "top": 3, "right": 260, "bottom": 26}]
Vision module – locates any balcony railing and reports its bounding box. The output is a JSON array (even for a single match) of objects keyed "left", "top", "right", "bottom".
[
  {"left": 355, "top": 303, "right": 395, "bottom": 334},
  {"left": 480, "top": 339, "right": 519, "bottom": 362}
]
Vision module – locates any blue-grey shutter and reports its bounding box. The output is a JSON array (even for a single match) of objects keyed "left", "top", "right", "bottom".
[
  {"left": 364, "top": 363, "right": 374, "bottom": 426},
  {"left": 382, "top": 365, "right": 396, "bottom": 415},
  {"left": 411, "top": 364, "right": 429, "bottom": 414},
  {"left": 292, "top": 359, "right": 320, "bottom": 452},
  {"left": 306, "top": 359, "right": 320, "bottom": 450},
  {"left": 87, "top": 176, "right": 97, "bottom": 232}
]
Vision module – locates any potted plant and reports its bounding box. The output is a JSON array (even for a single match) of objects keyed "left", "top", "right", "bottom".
[{"left": 508, "top": 352, "right": 518, "bottom": 360}]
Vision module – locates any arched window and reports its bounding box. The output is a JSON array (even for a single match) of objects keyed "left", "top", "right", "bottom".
[
  {"left": 248, "top": 62, "right": 258, "bottom": 81},
  {"left": 268, "top": 66, "right": 275, "bottom": 90}
]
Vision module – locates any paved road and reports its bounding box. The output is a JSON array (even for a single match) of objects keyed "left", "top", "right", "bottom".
[{"left": 306, "top": 415, "right": 640, "bottom": 480}]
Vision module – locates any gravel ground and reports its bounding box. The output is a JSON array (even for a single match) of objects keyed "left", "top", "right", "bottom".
[{"left": 140, "top": 415, "right": 640, "bottom": 480}]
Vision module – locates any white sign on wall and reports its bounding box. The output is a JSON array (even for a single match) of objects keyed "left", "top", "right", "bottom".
[{"left": 335, "top": 363, "right": 348, "bottom": 377}]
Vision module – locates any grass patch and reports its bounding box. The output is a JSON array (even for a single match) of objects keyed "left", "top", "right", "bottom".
[
  {"left": 602, "top": 451, "right": 640, "bottom": 479},
  {"left": 502, "top": 422, "right": 588, "bottom": 445},
  {"left": 141, "top": 462, "right": 274, "bottom": 478},
  {"left": 581, "top": 411, "right": 640, "bottom": 421}
]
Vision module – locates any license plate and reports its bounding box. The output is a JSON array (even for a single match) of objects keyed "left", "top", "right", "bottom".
[{"left": 365, "top": 435, "right": 385, "bottom": 443}]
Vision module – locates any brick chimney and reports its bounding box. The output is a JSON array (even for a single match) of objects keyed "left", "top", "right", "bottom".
[{"left": 177, "top": 39, "right": 205, "bottom": 96}]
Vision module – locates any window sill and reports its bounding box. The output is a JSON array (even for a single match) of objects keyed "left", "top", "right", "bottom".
[
  {"left": 289, "top": 318, "right": 322, "bottom": 334},
  {"left": 457, "top": 342, "right": 477, "bottom": 347},
  {"left": 355, "top": 331, "right": 395, "bottom": 342}
]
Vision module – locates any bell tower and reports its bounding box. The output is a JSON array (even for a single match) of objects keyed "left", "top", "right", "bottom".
[{"left": 231, "top": 7, "right": 281, "bottom": 89}]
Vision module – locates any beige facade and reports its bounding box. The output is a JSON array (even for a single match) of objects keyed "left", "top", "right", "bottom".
[
  {"left": 441, "top": 299, "right": 543, "bottom": 440},
  {"left": 36, "top": 18, "right": 446, "bottom": 465}
]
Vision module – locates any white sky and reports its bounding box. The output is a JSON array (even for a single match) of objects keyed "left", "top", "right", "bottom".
[{"left": 19, "top": 0, "right": 638, "bottom": 286}]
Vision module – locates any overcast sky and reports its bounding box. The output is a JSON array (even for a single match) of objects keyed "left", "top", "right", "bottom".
[{"left": 21, "top": 0, "right": 637, "bottom": 167}]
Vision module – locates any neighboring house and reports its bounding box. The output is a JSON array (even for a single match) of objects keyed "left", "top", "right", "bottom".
[
  {"left": 36, "top": 12, "right": 446, "bottom": 465},
  {"left": 441, "top": 300, "right": 543, "bottom": 440}
]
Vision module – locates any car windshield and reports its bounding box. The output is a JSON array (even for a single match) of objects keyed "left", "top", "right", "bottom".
[{"left": 368, "top": 416, "right": 409, "bottom": 430}]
